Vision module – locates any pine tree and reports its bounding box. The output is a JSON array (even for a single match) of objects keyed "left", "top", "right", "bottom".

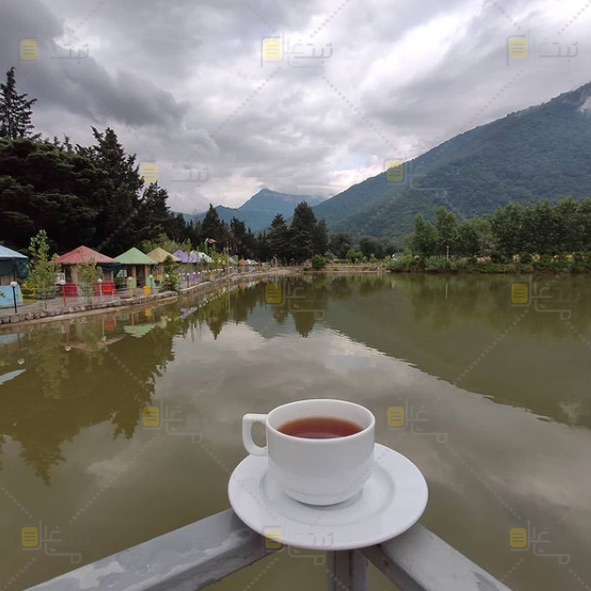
[
  {"left": 0, "top": 68, "right": 39, "bottom": 139},
  {"left": 290, "top": 202, "right": 317, "bottom": 262},
  {"left": 89, "top": 127, "right": 143, "bottom": 254},
  {"left": 312, "top": 219, "right": 329, "bottom": 255},
  {"left": 201, "top": 204, "right": 227, "bottom": 245},
  {"left": 267, "top": 214, "right": 292, "bottom": 261}
]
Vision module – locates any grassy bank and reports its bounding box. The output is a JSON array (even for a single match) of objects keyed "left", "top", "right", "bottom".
[{"left": 386, "top": 253, "right": 591, "bottom": 274}]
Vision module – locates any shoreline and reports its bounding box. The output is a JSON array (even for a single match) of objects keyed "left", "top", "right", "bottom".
[
  {"left": 0, "top": 268, "right": 297, "bottom": 331},
  {"left": 2, "top": 264, "right": 581, "bottom": 329}
]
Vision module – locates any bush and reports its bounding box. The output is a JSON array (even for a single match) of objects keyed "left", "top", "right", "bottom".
[
  {"left": 452, "top": 257, "right": 471, "bottom": 271},
  {"left": 311, "top": 254, "right": 327, "bottom": 270},
  {"left": 386, "top": 253, "right": 416, "bottom": 272},
  {"left": 424, "top": 255, "right": 450, "bottom": 272},
  {"left": 519, "top": 252, "right": 533, "bottom": 264},
  {"left": 345, "top": 249, "right": 364, "bottom": 263}
]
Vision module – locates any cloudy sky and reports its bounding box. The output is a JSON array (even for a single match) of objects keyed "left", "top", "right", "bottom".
[{"left": 1, "top": 0, "right": 589, "bottom": 213}]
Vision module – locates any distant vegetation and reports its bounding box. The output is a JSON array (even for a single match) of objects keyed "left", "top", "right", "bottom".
[
  {"left": 315, "top": 82, "right": 591, "bottom": 238},
  {"left": 4, "top": 65, "right": 591, "bottom": 275},
  {"left": 389, "top": 199, "right": 591, "bottom": 273}
]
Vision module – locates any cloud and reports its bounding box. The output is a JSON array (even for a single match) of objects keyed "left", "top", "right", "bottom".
[{"left": 1, "top": 0, "right": 590, "bottom": 211}]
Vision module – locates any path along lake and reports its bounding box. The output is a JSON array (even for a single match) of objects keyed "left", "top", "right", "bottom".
[{"left": 1, "top": 274, "right": 590, "bottom": 591}]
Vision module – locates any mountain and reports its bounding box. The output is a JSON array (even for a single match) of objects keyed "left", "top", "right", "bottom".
[
  {"left": 315, "top": 82, "right": 591, "bottom": 237},
  {"left": 185, "top": 189, "right": 327, "bottom": 231}
]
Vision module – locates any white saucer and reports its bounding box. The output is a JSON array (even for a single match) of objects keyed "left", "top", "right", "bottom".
[{"left": 228, "top": 443, "right": 428, "bottom": 550}]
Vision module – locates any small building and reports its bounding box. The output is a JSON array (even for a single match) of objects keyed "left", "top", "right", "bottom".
[
  {"left": 115, "top": 248, "right": 157, "bottom": 287},
  {"left": 0, "top": 245, "right": 28, "bottom": 285},
  {"left": 55, "top": 245, "right": 118, "bottom": 286},
  {"left": 0, "top": 245, "right": 28, "bottom": 307},
  {"left": 147, "top": 248, "right": 180, "bottom": 282}
]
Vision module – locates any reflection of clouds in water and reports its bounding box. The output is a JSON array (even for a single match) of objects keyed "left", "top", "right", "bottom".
[
  {"left": 168, "top": 316, "right": 591, "bottom": 556},
  {"left": 558, "top": 400, "right": 587, "bottom": 424}
]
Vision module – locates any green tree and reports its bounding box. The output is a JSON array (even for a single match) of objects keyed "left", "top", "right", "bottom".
[
  {"left": 201, "top": 204, "right": 227, "bottom": 246},
  {"left": 267, "top": 214, "right": 292, "bottom": 262},
  {"left": 490, "top": 203, "right": 524, "bottom": 258},
  {"left": 88, "top": 127, "right": 144, "bottom": 254},
  {"left": 346, "top": 249, "right": 364, "bottom": 263},
  {"left": 456, "top": 220, "right": 480, "bottom": 256},
  {"left": 27, "top": 230, "right": 59, "bottom": 302},
  {"left": 435, "top": 207, "right": 458, "bottom": 256},
  {"left": 0, "top": 68, "right": 38, "bottom": 139},
  {"left": 359, "top": 236, "right": 385, "bottom": 259},
  {"left": 312, "top": 219, "right": 329, "bottom": 255},
  {"left": 290, "top": 202, "right": 317, "bottom": 262},
  {"left": 311, "top": 254, "right": 327, "bottom": 270},
  {"left": 137, "top": 183, "right": 172, "bottom": 240},
  {"left": 328, "top": 233, "right": 352, "bottom": 258},
  {"left": 163, "top": 256, "right": 179, "bottom": 291},
  {"left": 411, "top": 214, "right": 438, "bottom": 256},
  {"left": 75, "top": 260, "right": 102, "bottom": 302},
  {"left": 229, "top": 217, "right": 254, "bottom": 257}
]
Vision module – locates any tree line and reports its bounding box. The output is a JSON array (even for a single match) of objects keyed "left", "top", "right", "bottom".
[
  {"left": 410, "top": 199, "right": 591, "bottom": 260},
  {"left": 0, "top": 67, "right": 337, "bottom": 263}
]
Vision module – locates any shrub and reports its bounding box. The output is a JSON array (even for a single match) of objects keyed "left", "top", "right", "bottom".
[
  {"left": 345, "top": 249, "right": 364, "bottom": 263},
  {"left": 424, "top": 255, "right": 449, "bottom": 272},
  {"left": 519, "top": 253, "right": 533, "bottom": 264},
  {"left": 311, "top": 254, "right": 327, "bottom": 270},
  {"left": 386, "top": 253, "right": 416, "bottom": 272},
  {"left": 452, "top": 257, "right": 471, "bottom": 271}
]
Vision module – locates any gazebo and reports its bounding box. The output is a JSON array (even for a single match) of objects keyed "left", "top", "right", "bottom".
[
  {"left": 0, "top": 245, "right": 28, "bottom": 285},
  {"left": 173, "top": 250, "right": 190, "bottom": 264},
  {"left": 55, "top": 246, "right": 119, "bottom": 294},
  {"left": 0, "top": 245, "right": 28, "bottom": 308},
  {"left": 115, "top": 248, "right": 157, "bottom": 287},
  {"left": 147, "top": 248, "right": 179, "bottom": 282}
]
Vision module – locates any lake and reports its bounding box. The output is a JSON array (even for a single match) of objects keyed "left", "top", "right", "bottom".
[{"left": 1, "top": 274, "right": 590, "bottom": 591}]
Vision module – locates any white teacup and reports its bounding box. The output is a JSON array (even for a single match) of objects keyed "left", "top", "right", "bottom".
[{"left": 242, "top": 399, "right": 375, "bottom": 506}]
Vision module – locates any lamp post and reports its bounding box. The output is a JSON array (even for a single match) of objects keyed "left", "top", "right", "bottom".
[
  {"left": 9, "top": 281, "right": 18, "bottom": 314},
  {"left": 59, "top": 279, "right": 67, "bottom": 307},
  {"left": 98, "top": 278, "right": 103, "bottom": 301}
]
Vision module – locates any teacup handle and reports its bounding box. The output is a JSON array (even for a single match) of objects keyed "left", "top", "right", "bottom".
[{"left": 242, "top": 414, "right": 268, "bottom": 456}]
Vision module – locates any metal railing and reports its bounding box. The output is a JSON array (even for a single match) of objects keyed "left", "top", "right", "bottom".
[{"left": 26, "top": 508, "right": 512, "bottom": 591}]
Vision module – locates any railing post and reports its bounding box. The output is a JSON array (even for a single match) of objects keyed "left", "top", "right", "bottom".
[{"left": 326, "top": 550, "right": 368, "bottom": 591}]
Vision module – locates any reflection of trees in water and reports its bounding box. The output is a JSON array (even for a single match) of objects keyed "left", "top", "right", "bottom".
[
  {"left": 0, "top": 310, "right": 180, "bottom": 484},
  {"left": 394, "top": 273, "right": 591, "bottom": 339},
  {"left": 4, "top": 274, "right": 589, "bottom": 482},
  {"left": 180, "top": 278, "right": 331, "bottom": 339}
]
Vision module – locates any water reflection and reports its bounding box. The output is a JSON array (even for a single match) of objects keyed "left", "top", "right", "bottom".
[
  {"left": 1, "top": 273, "right": 590, "bottom": 486},
  {"left": 1, "top": 273, "right": 590, "bottom": 591}
]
